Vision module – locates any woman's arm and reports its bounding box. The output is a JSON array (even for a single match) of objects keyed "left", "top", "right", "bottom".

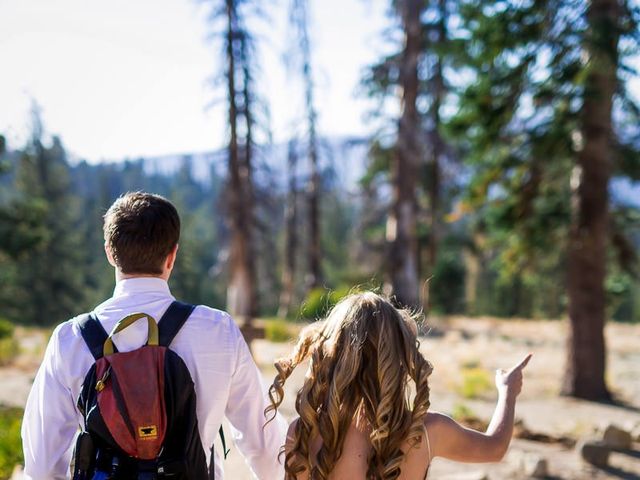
[{"left": 426, "top": 353, "right": 532, "bottom": 463}]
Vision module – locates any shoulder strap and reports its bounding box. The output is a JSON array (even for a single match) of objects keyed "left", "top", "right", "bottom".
[
  {"left": 77, "top": 313, "right": 112, "bottom": 360},
  {"left": 158, "top": 301, "right": 196, "bottom": 347}
]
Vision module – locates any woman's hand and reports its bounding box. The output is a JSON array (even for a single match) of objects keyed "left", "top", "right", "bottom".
[
  {"left": 495, "top": 353, "right": 532, "bottom": 398},
  {"left": 427, "top": 352, "right": 533, "bottom": 463}
]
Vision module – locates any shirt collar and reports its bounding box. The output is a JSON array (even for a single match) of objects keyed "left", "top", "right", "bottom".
[{"left": 113, "top": 277, "right": 172, "bottom": 298}]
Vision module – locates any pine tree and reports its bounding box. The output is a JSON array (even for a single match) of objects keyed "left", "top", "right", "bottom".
[
  {"left": 9, "top": 108, "right": 87, "bottom": 325},
  {"left": 451, "top": 0, "right": 640, "bottom": 400},
  {"left": 213, "top": 0, "right": 262, "bottom": 320},
  {"left": 0, "top": 135, "right": 46, "bottom": 260},
  {"left": 289, "top": 0, "right": 323, "bottom": 290},
  {"left": 169, "top": 158, "right": 208, "bottom": 304},
  {"left": 384, "top": 0, "right": 424, "bottom": 308},
  {"left": 563, "top": 0, "right": 629, "bottom": 399},
  {"left": 362, "top": 0, "right": 460, "bottom": 309},
  {"left": 278, "top": 139, "right": 300, "bottom": 318}
]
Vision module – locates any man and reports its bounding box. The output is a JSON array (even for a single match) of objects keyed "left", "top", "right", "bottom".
[{"left": 22, "top": 191, "right": 287, "bottom": 479}]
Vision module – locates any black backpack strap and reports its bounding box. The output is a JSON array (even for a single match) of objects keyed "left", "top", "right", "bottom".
[
  {"left": 219, "top": 426, "right": 230, "bottom": 459},
  {"left": 158, "top": 301, "right": 196, "bottom": 347},
  {"left": 77, "top": 313, "right": 112, "bottom": 360},
  {"left": 209, "top": 428, "right": 231, "bottom": 480}
]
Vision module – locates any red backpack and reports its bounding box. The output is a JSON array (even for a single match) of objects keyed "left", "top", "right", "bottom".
[{"left": 73, "top": 301, "right": 210, "bottom": 479}]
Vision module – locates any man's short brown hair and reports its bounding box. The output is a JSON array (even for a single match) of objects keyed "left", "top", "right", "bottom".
[{"left": 103, "top": 192, "right": 180, "bottom": 275}]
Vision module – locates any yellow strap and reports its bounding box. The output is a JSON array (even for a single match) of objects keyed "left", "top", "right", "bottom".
[{"left": 103, "top": 312, "right": 159, "bottom": 356}]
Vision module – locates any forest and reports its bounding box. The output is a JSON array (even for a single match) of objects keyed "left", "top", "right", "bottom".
[{"left": 1, "top": 0, "right": 639, "bottom": 407}]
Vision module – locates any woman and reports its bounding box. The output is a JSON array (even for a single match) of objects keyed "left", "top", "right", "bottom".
[{"left": 266, "top": 292, "right": 531, "bottom": 480}]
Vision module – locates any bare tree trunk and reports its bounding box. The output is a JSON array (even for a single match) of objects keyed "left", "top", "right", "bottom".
[
  {"left": 240, "top": 32, "right": 258, "bottom": 319},
  {"left": 561, "top": 0, "right": 618, "bottom": 401},
  {"left": 300, "top": 0, "right": 322, "bottom": 288},
  {"left": 307, "top": 126, "right": 321, "bottom": 290},
  {"left": 279, "top": 140, "right": 299, "bottom": 318},
  {"left": 386, "top": 0, "right": 423, "bottom": 309},
  {"left": 292, "top": 0, "right": 322, "bottom": 290},
  {"left": 225, "top": 0, "right": 256, "bottom": 320},
  {"left": 426, "top": 0, "right": 447, "bottom": 273},
  {"left": 463, "top": 247, "right": 480, "bottom": 314}
]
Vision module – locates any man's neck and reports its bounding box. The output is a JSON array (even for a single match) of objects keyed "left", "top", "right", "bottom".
[{"left": 115, "top": 271, "right": 170, "bottom": 283}]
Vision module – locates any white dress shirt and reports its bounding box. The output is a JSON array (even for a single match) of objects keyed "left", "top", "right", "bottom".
[{"left": 21, "top": 277, "right": 287, "bottom": 479}]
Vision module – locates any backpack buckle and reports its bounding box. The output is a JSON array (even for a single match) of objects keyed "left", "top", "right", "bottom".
[{"left": 95, "top": 365, "right": 112, "bottom": 392}]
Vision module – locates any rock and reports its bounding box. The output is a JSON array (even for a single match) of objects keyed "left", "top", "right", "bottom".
[
  {"left": 521, "top": 453, "right": 548, "bottom": 478},
  {"left": 602, "top": 424, "right": 632, "bottom": 450},
  {"left": 578, "top": 439, "right": 610, "bottom": 468},
  {"left": 632, "top": 424, "right": 640, "bottom": 443}
]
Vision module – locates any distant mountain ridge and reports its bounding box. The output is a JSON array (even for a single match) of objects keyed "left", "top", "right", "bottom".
[
  {"left": 118, "top": 135, "right": 640, "bottom": 207},
  {"left": 7, "top": 134, "right": 639, "bottom": 205},
  {"left": 108, "top": 135, "right": 371, "bottom": 193}
]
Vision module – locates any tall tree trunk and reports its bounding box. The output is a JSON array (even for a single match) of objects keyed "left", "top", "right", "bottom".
[
  {"left": 225, "top": 0, "right": 256, "bottom": 320},
  {"left": 426, "top": 0, "right": 447, "bottom": 273},
  {"left": 240, "top": 32, "right": 258, "bottom": 318},
  {"left": 463, "top": 246, "right": 480, "bottom": 315},
  {"left": 307, "top": 122, "right": 321, "bottom": 290},
  {"left": 294, "top": 0, "right": 322, "bottom": 290},
  {"left": 386, "top": 0, "right": 423, "bottom": 309},
  {"left": 562, "top": 0, "right": 618, "bottom": 400},
  {"left": 279, "top": 140, "right": 299, "bottom": 317}
]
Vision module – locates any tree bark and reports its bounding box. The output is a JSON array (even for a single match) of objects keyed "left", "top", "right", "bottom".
[
  {"left": 426, "top": 0, "right": 447, "bottom": 273},
  {"left": 279, "top": 140, "right": 299, "bottom": 318},
  {"left": 295, "top": 0, "right": 322, "bottom": 290},
  {"left": 240, "top": 31, "right": 258, "bottom": 318},
  {"left": 386, "top": 0, "right": 423, "bottom": 309},
  {"left": 225, "top": 0, "right": 257, "bottom": 320},
  {"left": 561, "top": 0, "right": 618, "bottom": 401}
]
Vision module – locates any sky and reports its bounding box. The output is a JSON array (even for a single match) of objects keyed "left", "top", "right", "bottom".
[
  {"left": 0, "top": 0, "right": 390, "bottom": 162},
  {"left": 2, "top": 1, "right": 639, "bottom": 164}
]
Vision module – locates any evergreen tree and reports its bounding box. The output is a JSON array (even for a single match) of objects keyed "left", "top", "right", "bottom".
[
  {"left": 362, "top": 0, "right": 460, "bottom": 309},
  {"left": 278, "top": 139, "right": 300, "bottom": 317},
  {"left": 203, "top": 0, "right": 264, "bottom": 320},
  {"left": 8, "top": 109, "right": 87, "bottom": 325},
  {"left": 289, "top": 0, "right": 323, "bottom": 290},
  {"left": 168, "top": 157, "right": 222, "bottom": 307},
  {"left": 0, "top": 135, "right": 47, "bottom": 260},
  {"left": 451, "top": 0, "right": 640, "bottom": 399},
  {"left": 387, "top": 0, "right": 423, "bottom": 308}
]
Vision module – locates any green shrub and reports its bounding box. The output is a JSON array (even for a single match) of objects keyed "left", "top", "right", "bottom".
[
  {"left": 0, "top": 319, "right": 14, "bottom": 340},
  {"left": 0, "top": 338, "right": 19, "bottom": 367},
  {"left": 299, "top": 287, "right": 352, "bottom": 320},
  {"left": 451, "top": 402, "right": 475, "bottom": 421},
  {"left": 429, "top": 250, "right": 466, "bottom": 314},
  {"left": 0, "top": 407, "right": 23, "bottom": 479},
  {"left": 456, "top": 366, "right": 493, "bottom": 399},
  {"left": 264, "top": 319, "right": 294, "bottom": 343},
  {"left": 460, "top": 358, "right": 480, "bottom": 369},
  {"left": 450, "top": 402, "right": 488, "bottom": 431}
]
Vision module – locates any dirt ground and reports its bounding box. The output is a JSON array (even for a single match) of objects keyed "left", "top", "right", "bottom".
[{"left": 2, "top": 317, "right": 639, "bottom": 479}]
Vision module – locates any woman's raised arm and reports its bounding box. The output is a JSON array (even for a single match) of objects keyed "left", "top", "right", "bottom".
[{"left": 426, "top": 353, "right": 532, "bottom": 463}]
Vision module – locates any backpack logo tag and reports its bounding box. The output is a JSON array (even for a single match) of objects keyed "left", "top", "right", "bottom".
[{"left": 138, "top": 425, "right": 158, "bottom": 439}]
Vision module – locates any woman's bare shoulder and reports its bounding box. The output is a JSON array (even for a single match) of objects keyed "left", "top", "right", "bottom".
[{"left": 425, "top": 411, "right": 455, "bottom": 431}]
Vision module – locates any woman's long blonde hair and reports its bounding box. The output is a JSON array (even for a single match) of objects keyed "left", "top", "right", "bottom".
[{"left": 266, "top": 292, "right": 433, "bottom": 480}]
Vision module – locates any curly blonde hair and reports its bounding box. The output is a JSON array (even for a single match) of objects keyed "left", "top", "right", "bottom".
[{"left": 265, "top": 292, "right": 433, "bottom": 480}]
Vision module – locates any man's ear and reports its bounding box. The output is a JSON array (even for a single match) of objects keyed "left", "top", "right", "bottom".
[
  {"left": 166, "top": 243, "right": 179, "bottom": 271},
  {"left": 105, "top": 242, "right": 117, "bottom": 267}
]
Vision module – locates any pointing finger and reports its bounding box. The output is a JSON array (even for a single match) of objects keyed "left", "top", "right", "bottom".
[{"left": 513, "top": 353, "right": 532, "bottom": 371}]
